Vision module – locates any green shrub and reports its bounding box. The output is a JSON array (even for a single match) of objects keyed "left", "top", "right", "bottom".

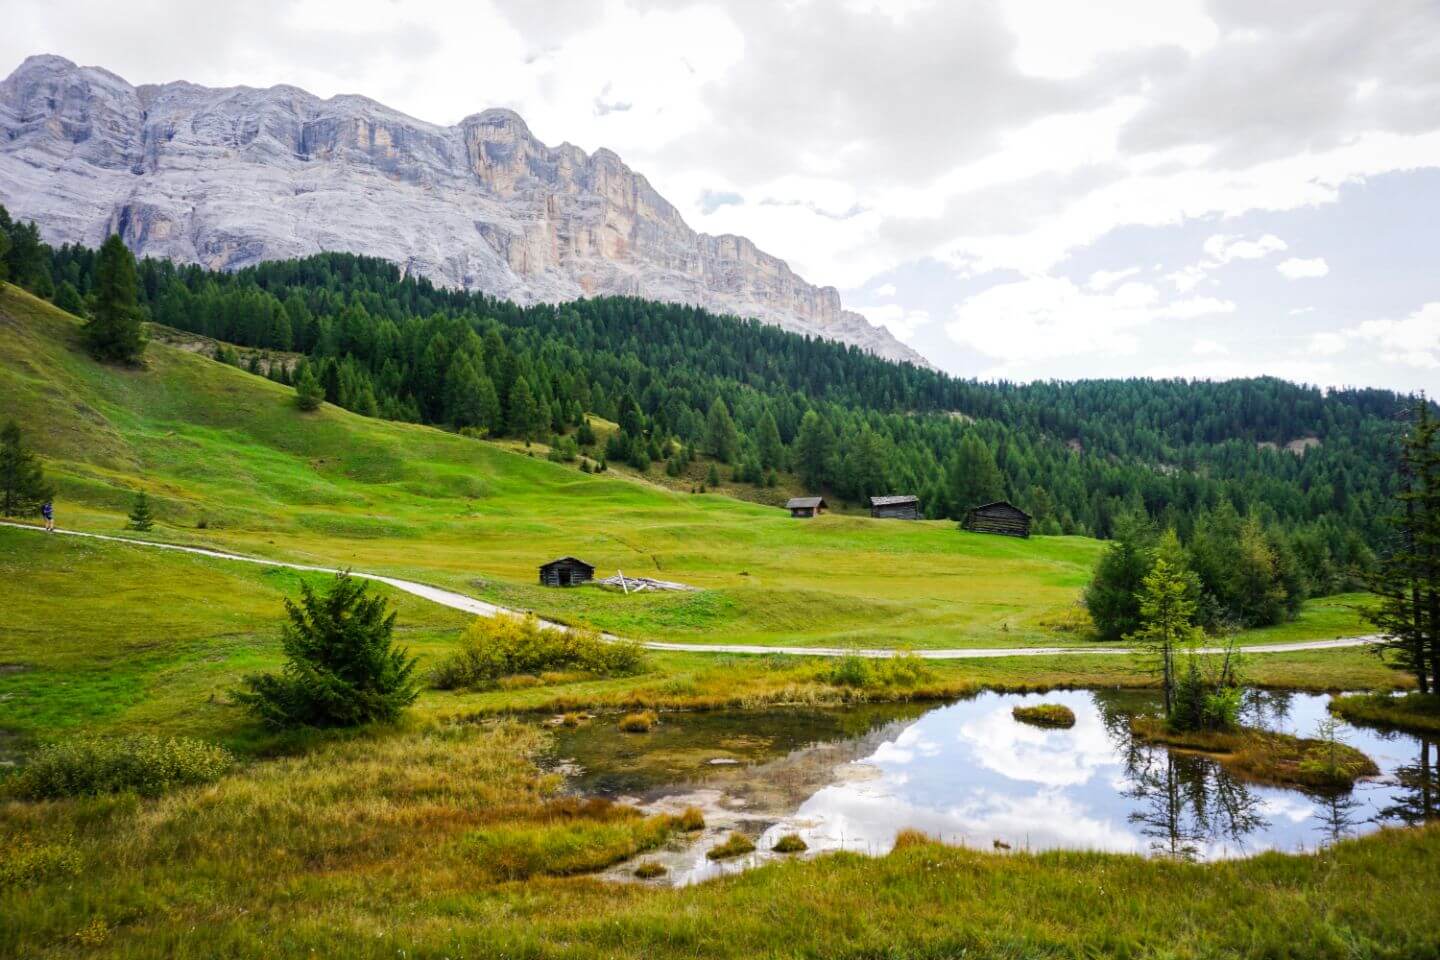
[
  {"left": 9, "top": 735, "right": 233, "bottom": 800},
  {"left": 823, "top": 652, "right": 931, "bottom": 689},
  {"left": 706, "top": 831, "right": 756, "bottom": 860},
  {"left": 431, "top": 614, "right": 644, "bottom": 689},
  {"left": 237, "top": 573, "right": 419, "bottom": 728}
]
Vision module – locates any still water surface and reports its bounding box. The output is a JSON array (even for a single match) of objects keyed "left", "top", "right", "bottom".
[{"left": 550, "top": 689, "right": 1438, "bottom": 885}]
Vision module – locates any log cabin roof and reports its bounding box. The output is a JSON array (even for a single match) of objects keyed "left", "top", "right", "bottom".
[
  {"left": 971, "top": 500, "right": 1031, "bottom": 518},
  {"left": 539, "top": 556, "right": 595, "bottom": 571},
  {"left": 869, "top": 495, "right": 919, "bottom": 506},
  {"left": 786, "top": 497, "right": 827, "bottom": 509}
]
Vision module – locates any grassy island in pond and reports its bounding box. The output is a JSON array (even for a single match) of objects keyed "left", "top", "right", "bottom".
[
  {"left": 1330, "top": 692, "right": 1440, "bottom": 734},
  {"left": 1012, "top": 703, "right": 1077, "bottom": 728},
  {"left": 1131, "top": 717, "right": 1381, "bottom": 791}
]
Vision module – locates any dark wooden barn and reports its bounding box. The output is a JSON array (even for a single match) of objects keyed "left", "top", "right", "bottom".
[
  {"left": 785, "top": 496, "right": 828, "bottom": 518},
  {"left": 963, "top": 501, "right": 1032, "bottom": 538},
  {"left": 869, "top": 495, "right": 921, "bottom": 520},
  {"left": 539, "top": 556, "right": 596, "bottom": 587}
]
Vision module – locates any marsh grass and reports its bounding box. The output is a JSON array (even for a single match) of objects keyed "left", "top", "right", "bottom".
[
  {"left": 633, "top": 860, "right": 667, "bottom": 878},
  {"left": 1130, "top": 717, "right": 1380, "bottom": 791},
  {"left": 1012, "top": 703, "right": 1076, "bottom": 728},
  {"left": 706, "top": 832, "right": 756, "bottom": 860}
]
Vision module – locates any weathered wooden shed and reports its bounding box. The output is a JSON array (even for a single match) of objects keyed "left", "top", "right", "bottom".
[
  {"left": 869, "top": 495, "right": 921, "bottom": 520},
  {"left": 963, "top": 501, "right": 1032, "bottom": 538},
  {"left": 785, "top": 496, "right": 828, "bottom": 518},
  {"left": 538, "top": 556, "right": 596, "bottom": 587}
]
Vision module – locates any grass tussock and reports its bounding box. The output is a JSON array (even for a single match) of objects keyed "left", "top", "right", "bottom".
[
  {"left": 618, "top": 710, "right": 659, "bottom": 733},
  {"left": 633, "top": 860, "right": 667, "bottom": 879},
  {"left": 1012, "top": 703, "right": 1077, "bottom": 728},
  {"left": 7, "top": 735, "right": 233, "bottom": 799},
  {"left": 676, "top": 806, "right": 705, "bottom": 831},
  {"left": 1130, "top": 718, "right": 1380, "bottom": 791},
  {"left": 1330, "top": 692, "right": 1440, "bottom": 734},
  {"left": 706, "top": 832, "right": 757, "bottom": 860},
  {"left": 430, "top": 614, "right": 644, "bottom": 690},
  {"left": 772, "top": 833, "right": 808, "bottom": 853},
  {"left": 891, "top": 828, "right": 937, "bottom": 850}
]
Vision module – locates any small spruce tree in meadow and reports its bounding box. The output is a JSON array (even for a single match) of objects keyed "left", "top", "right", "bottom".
[
  {"left": 84, "top": 233, "right": 147, "bottom": 363},
  {"left": 294, "top": 364, "right": 324, "bottom": 411},
  {"left": 127, "top": 490, "right": 155, "bottom": 531},
  {"left": 706, "top": 462, "right": 722, "bottom": 487},
  {"left": 237, "top": 573, "right": 420, "bottom": 728},
  {"left": 0, "top": 419, "right": 54, "bottom": 517}
]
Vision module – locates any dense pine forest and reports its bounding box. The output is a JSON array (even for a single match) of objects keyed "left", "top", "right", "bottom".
[{"left": 3, "top": 207, "right": 1426, "bottom": 609}]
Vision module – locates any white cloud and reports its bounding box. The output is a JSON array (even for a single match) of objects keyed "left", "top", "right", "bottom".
[
  {"left": 1306, "top": 303, "right": 1440, "bottom": 369},
  {"left": 946, "top": 276, "right": 1235, "bottom": 372},
  {"left": 871, "top": 282, "right": 897, "bottom": 297},
  {"left": 1085, "top": 266, "right": 1141, "bottom": 291},
  {"left": 1203, "top": 233, "right": 1287, "bottom": 264},
  {"left": 854, "top": 304, "right": 932, "bottom": 343},
  {"left": 1192, "top": 338, "right": 1228, "bottom": 355},
  {"left": 1277, "top": 257, "right": 1330, "bottom": 279},
  {"left": 1290, "top": 306, "right": 1316, "bottom": 315}
]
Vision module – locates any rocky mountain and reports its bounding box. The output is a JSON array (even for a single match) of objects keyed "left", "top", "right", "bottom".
[{"left": 0, "top": 55, "right": 928, "bottom": 367}]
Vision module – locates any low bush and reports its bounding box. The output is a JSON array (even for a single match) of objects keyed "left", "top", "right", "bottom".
[
  {"left": 705, "top": 832, "right": 756, "bottom": 860},
  {"left": 772, "top": 833, "right": 808, "bottom": 853},
  {"left": 823, "top": 652, "right": 932, "bottom": 689},
  {"left": 633, "top": 860, "right": 667, "bottom": 879},
  {"left": 1012, "top": 703, "right": 1076, "bottom": 728},
  {"left": 9, "top": 735, "right": 233, "bottom": 800},
  {"left": 431, "top": 614, "right": 644, "bottom": 689},
  {"left": 0, "top": 837, "right": 82, "bottom": 886}
]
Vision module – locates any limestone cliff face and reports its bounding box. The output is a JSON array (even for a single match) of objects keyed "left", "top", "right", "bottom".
[{"left": 0, "top": 55, "right": 929, "bottom": 367}]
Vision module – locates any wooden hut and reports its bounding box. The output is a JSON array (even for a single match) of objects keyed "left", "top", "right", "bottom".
[
  {"left": 785, "top": 496, "right": 828, "bottom": 518},
  {"left": 962, "top": 501, "right": 1032, "bottom": 538},
  {"left": 538, "top": 556, "right": 595, "bottom": 587},
  {"left": 869, "top": 495, "right": 921, "bottom": 520}
]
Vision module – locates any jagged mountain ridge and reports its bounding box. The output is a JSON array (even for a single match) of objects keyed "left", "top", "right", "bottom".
[{"left": 0, "top": 54, "right": 928, "bottom": 366}]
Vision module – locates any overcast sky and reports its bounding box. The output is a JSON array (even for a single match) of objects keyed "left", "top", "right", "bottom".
[{"left": 6, "top": 0, "right": 1440, "bottom": 393}]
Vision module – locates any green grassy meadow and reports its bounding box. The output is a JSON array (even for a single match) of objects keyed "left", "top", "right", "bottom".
[{"left": 0, "top": 285, "right": 1372, "bottom": 651}]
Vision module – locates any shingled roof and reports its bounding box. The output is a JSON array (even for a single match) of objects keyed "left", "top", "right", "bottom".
[
  {"left": 868, "top": 495, "right": 919, "bottom": 506},
  {"left": 786, "top": 497, "right": 826, "bottom": 509}
]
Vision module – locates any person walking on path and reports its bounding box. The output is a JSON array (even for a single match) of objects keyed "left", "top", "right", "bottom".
[{"left": 41, "top": 500, "right": 54, "bottom": 533}]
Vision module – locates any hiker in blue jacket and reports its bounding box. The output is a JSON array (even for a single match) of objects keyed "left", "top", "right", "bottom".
[{"left": 41, "top": 500, "right": 54, "bottom": 533}]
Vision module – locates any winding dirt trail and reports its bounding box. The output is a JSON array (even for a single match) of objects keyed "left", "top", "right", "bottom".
[{"left": 2, "top": 521, "right": 1380, "bottom": 660}]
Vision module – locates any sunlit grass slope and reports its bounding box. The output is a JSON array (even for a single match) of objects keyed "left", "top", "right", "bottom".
[{"left": 0, "top": 285, "right": 1368, "bottom": 649}]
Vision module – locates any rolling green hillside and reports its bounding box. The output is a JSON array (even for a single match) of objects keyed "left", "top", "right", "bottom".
[{"left": 0, "top": 285, "right": 1368, "bottom": 649}]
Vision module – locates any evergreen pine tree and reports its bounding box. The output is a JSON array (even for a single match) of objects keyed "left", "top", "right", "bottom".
[
  {"left": 236, "top": 573, "right": 420, "bottom": 728},
  {"left": 947, "top": 433, "right": 1004, "bottom": 513},
  {"left": 794, "top": 410, "right": 835, "bottom": 489},
  {"left": 127, "top": 490, "right": 155, "bottom": 531},
  {"left": 756, "top": 410, "right": 784, "bottom": 470},
  {"left": 706, "top": 463, "right": 722, "bottom": 487},
  {"left": 53, "top": 280, "right": 86, "bottom": 317},
  {"left": 85, "top": 234, "right": 147, "bottom": 363},
  {"left": 1129, "top": 555, "right": 1203, "bottom": 716},
  {"left": 294, "top": 364, "right": 324, "bottom": 411},
  {"left": 0, "top": 420, "right": 54, "bottom": 517},
  {"left": 507, "top": 377, "right": 539, "bottom": 439},
  {"left": 1367, "top": 401, "right": 1440, "bottom": 692},
  {"left": 704, "top": 397, "right": 739, "bottom": 462},
  {"left": 1084, "top": 514, "right": 1154, "bottom": 641}
]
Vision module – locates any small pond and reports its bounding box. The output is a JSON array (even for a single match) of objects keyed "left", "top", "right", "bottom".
[{"left": 547, "top": 689, "right": 1439, "bottom": 886}]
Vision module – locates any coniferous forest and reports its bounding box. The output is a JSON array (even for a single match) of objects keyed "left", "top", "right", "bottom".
[{"left": 6, "top": 208, "right": 1429, "bottom": 614}]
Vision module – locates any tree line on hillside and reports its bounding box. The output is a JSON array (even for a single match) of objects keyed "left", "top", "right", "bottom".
[{"left": 1, "top": 208, "right": 1426, "bottom": 600}]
